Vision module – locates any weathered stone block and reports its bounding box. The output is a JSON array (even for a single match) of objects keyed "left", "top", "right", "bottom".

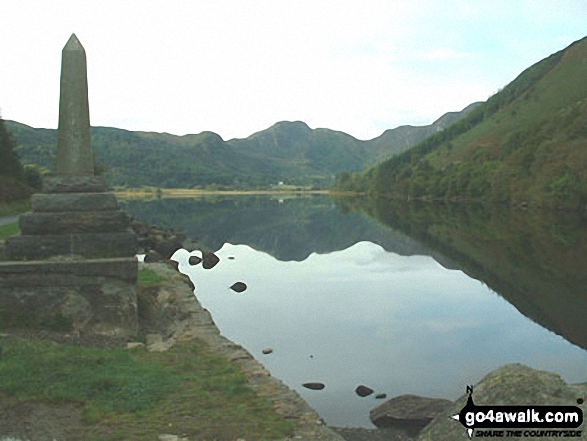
[
  {"left": 0, "top": 258, "right": 138, "bottom": 284},
  {"left": 32, "top": 192, "right": 119, "bottom": 212},
  {"left": 42, "top": 176, "right": 107, "bottom": 194},
  {"left": 6, "top": 231, "right": 137, "bottom": 260},
  {"left": 0, "top": 258, "right": 138, "bottom": 338},
  {"left": 20, "top": 210, "right": 130, "bottom": 235}
]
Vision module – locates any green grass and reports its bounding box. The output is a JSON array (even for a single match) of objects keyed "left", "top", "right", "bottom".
[
  {"left": 0, "top": 338, "right": 295, "bottom": 440},
  {"left": 0, "top": 342, "right": 181, "bottom": 414},
  {"left": 0, "top": 221, "right": 19, "bottom": 240},
  {"left": 138, "top": 267, "right": 168, "bottom": 286}
]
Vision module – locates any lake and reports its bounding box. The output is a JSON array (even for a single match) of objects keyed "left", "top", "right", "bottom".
[{"left": 123, "top": 194, "right": 587, "bottom": 428}]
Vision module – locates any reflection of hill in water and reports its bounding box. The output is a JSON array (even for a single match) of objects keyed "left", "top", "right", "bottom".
[
  {"left": 336, "top": 197, "right": 587, "bottom": 351},
  {"left": 122, "top": 195, "right": 454, "bottom": 265},
  {"left": 123, "top": 194, "right": 587, "bottom": 351}
]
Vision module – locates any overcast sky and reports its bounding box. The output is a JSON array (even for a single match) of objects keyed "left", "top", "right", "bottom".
[{"left": 1, "top": 1, "right": 585, "bottom": 141}]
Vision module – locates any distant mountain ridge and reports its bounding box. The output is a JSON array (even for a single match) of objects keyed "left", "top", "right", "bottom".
[
  {"left": 369, "top": 102, "right": 481, "bottom": 163},
  {"left": 7, "top": 103, "right": 478, "bottom": 189}
]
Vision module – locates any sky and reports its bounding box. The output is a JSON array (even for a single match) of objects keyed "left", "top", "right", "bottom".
[{"left": 1, "top": 1, "right": 586, "bottom": 141}]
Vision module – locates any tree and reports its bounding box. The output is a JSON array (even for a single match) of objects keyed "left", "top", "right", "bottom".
[
  {"left": 0, "top": 116, "right": 25, "bottom": 180},
  {"left": 0, "top": 115, "right": 34, "bottom": 202}
]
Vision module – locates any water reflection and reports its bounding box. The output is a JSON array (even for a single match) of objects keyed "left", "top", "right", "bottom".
[
  {"left": 124, "top": 195, "right": 587, "bottom": 427},
  {"left": 334, "top": 197, "right": 587, "bottom": 351}
]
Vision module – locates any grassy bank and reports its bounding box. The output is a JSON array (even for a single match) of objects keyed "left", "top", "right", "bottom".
[
  {"left": 0, "top": 268, "right": 295, "bottom": 441},
  {"left": 0, "top": 221, "right": 19, "bottom": 240},
  {"left": 0, "top": 339, "right": 293, "bottom": 440}
]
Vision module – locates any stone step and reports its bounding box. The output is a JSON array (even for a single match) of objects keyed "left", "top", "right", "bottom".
[
  {"left": 6, "top": 231, "right": 137, "bottom": 260},
  {"left": 32, "top": 192, "right": 119, "bottom": 212},
  {"left": 42, "top": 176, "right": 107, "bottom": 194},
  {"left": 0, "top": 257, "right": 138, "bottom": 284},
  {"left": 19, "top": 210, "right": 130, "bottom": 235}
]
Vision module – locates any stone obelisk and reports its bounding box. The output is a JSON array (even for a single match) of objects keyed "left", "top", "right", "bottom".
[
  {"left": 56, "top": 33, "right": 94, "bottom": 176},
  {"left": 0, "top": 34, "right": 138, "bottom": 338}
]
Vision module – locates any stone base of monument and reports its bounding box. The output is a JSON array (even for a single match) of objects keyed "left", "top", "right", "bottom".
[
  {"left": 0, "top": 176, "right": 139, "bottom": 338},
  {"left": 0, "top": 258, "right": 138, "bottom": 338}
]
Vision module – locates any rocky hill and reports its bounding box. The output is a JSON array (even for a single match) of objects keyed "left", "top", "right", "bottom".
[
  {"left": 335, "top": 36, "right": 587, "bottom": 209},
  {"left": 7, "top": 104, "right": 476, "bottom": 189}
]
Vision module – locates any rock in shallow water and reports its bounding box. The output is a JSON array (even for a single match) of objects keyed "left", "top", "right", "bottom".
[
  {"left": 188, "top": 255, "right": 202, "bottom": 266},
  {"left": 417, "top": 364, "right": 587, "bottom": 441},
  {"left": 303, "top": 382, "right": 326, "bottom": 390},
  {"left": 230, "top": 282, "right": 247, "bottom": 292},
  {"left": 355, "top": 385, "right": 374, "bottom": 397},
  {"left": 370, "top": 394, "right": 452, "bottom": 429},
  {"left": 202, "top": 251, "right": 220, "bottom": 269}
]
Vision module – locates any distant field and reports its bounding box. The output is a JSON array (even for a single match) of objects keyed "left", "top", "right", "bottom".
[{"left": 116, "top": 188, "right": 329, "bottom": 198}]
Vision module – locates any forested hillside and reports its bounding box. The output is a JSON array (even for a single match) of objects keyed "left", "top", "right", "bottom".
[
  {"left": 7, "top": 105, "right": 475, "bottom": 189},
  {"left": 333, "top": 36, "right": 587, "bottom": 210}
]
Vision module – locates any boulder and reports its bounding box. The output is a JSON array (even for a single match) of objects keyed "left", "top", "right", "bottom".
[
  {"left": 370, "top": 394, "right": 452, "bottom": 429},
  {"left": 303, "top": 382, "right": 325, "bottom": 391},
  {"left": 144, "top": 250, "right": 165, "bottom": 263},
  {"left": 153, "top": 238, "right": 183, "bottom": 260},
  {"left": 202, "top": 251, "right": 220, "bottom": 269},
  {"left": 188, "top": 255, "right": 202, "bottom": 266},
  {"left": 417, "top": 364, "right": 587, "bottom": 441},
  {"left": 356, "top": 385, "right": 374, "bottom": 397},
  {"left": 230, "top": 282, "right": 247, "bottom": 293}
]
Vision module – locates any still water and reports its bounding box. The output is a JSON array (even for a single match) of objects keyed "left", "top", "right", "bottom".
[{"left": 125, "top": 195, "right": 587, "bottom": 428}]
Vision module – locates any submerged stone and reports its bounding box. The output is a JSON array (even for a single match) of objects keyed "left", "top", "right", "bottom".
[
  {"left": 188, "top": 255, "right": 202, "bottom": 266},
  {"left": 355, "top": 385, "right": 374, "bottom": 397},
  {"left": 202, "top": 251, "right": 220, "bottom": 269},
  {"left": 370, "top": 394, "right": 452, "bottom": 429},
  {"left": 303, "top": 382, "right": 325, "bottom": 391},
  {"left": 230, "top": 282, "right": 247, "bottom": 293}
]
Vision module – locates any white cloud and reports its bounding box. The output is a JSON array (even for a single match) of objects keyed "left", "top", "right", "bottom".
[{"left": 0, "top": 0, "right": 585, "bottom": 140}]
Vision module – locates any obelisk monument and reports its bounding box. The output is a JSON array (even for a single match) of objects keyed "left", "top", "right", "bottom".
[
  {"left": 56, "top": 33, "right": 94, "bottom": 176},
  {"left": 0, "top": 34, "right": 138, "bottom": 338}
]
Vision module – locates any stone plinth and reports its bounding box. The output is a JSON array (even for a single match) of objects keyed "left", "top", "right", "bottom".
[
  {"left": 42, "top": 176, "right": 107, "bottom": 193},
  {"left": 19, "top": 210, "right": 131, "bottom": 235},
  {"left": 0, "top": 258, "right": 138, "bottom": 337},
  {"left": 7, "top": 186, "right": 138, "bottom": 261},
  {"left": 32, "top": 192, "right": 119, "bottom": 212},
  {"left": 6, "top": 232, "right": 137, "bottom": 260}
]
